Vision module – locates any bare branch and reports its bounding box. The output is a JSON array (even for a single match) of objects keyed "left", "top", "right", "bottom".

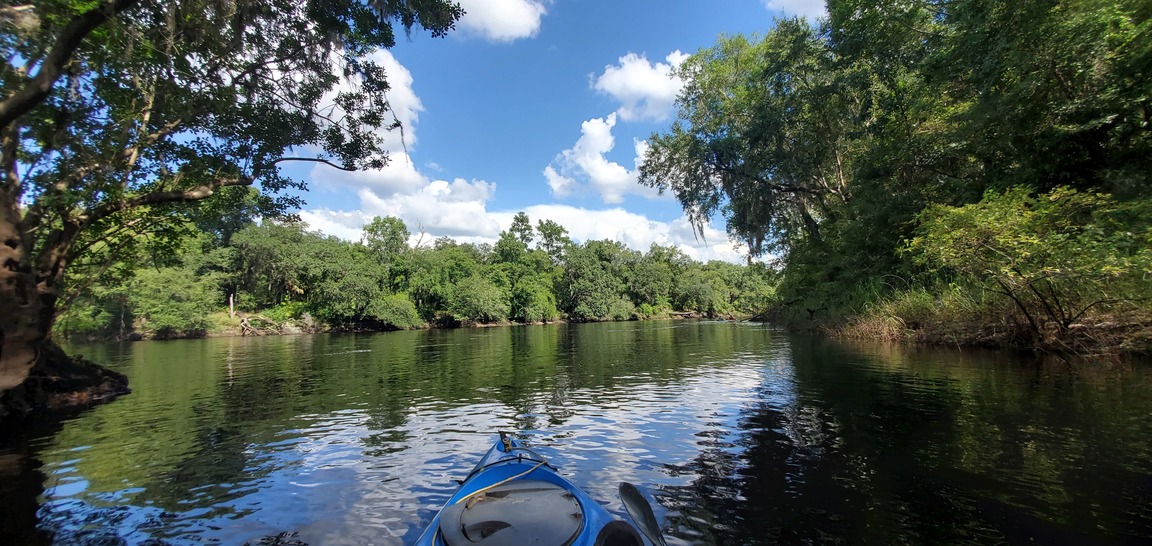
[{"left": 265, "top": 157, "right": 355, "bottom": 172}]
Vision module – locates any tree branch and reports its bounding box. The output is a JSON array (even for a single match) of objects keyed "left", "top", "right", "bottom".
[
  {"left": 264, "top": 157, "right": 355, "bottom": 172},
  {"left": 0, "top": 0, "right": 140, "bottom": 131},
  {"left": 85, "top": 176, "right": 253, "bottom": 225}
]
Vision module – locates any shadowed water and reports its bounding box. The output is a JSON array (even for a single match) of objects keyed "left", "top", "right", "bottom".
[{"left": 1, "top": 321, "right": 1150, "bottom": 545}]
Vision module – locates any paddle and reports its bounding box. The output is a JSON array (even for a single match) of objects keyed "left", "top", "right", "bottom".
[{"left": 619, "top": 482, "right": 668, "bottom": 546}]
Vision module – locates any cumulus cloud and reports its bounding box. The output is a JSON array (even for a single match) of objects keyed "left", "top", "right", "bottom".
[
  {"left": 307, "top": 168, "right": 501, "bottom": 243},
  {"left": 543, "top": 165, "right": 577, "bottom": 197},
  {"left": 303, "top": 197, "right": 750, "bottom": 263},
  {"left": 762, "top": 0, "right": 826, "bottom": 19},
  {"left": 592, "top": 50, "right": 689, "bottom": 122},
  {"left": 313, "top": 50, "right": 421, "bottom": 155},
  {"left": 514, "top": 204, "right": 750, "bottom": 263},
  {"left": 299, "top": 37, "right": 749, "bottom": 263},
  {"left": 457, "top": 0, "right": 548, "bottom": 42},
  {"left": 545, "top": 113, "right": 661, "bottom": 204}
]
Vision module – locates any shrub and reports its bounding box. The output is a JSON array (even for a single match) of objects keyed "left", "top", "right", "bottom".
[
  {"left": 908, "top": 187, "right": 1152, "bottom": 341},
  {"left": 366, "top": 294, "right": 423, "bottom": 329}
]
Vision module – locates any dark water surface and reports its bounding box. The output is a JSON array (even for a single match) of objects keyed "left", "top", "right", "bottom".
[{"left": 1, "top": 321, "right": 1150, "bottom": 545}]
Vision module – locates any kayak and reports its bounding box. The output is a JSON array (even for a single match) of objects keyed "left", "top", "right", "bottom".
[{"left": 414, "top": 432, "right": 648, "bottom": 546}]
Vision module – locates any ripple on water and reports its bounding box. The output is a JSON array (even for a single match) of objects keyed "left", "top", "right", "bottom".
[{"left": 4, "top": 325, "right": 1151, "bottom": 545}]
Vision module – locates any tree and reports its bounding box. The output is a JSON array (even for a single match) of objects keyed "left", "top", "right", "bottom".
[
  {"left": 536, "top": 219, "right": 572, "bottom": 264},
  {"left": 362, "top": 216, "right": 410, "bottom": 261},
  {"left": 909, "top": 187, "right": 1152, "bottom": 343},
  {"left": 449, "top": 275, "right": 508, "bottom": 324},
  {"left": 639, "top": 20, "right": 855, "bottom": 257},
  {"left": 673, "top": 267, "right": 733, "bottom": 318},
  {"left": 560, "top": 242, "right": 628, "bottom": 321},
  {"left": 0, "top": 0, "right": 463, "bottom": 398},
  {"left": 509, "top": 212, "right": 534, "bottom": 246},
  {"left": 493, "top": 229, "right": 527, "bottom": 264}
]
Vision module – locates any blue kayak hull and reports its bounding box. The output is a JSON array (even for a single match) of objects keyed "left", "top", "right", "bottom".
[{"left": 414, "top": 433, "right": 642, "bottom": 546}]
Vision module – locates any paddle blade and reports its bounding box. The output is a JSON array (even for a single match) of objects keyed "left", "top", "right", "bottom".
[{"left": 619, "top": 482, "right": 667, "bottom": 546}]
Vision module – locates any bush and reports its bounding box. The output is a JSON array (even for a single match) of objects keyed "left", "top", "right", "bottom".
[
  {"left": 449, "top": 275, "right": 508, "bottom": 323},
  {"left": 908, "top": 187, "right": 1152, "bottom": 341},
  {"left": 263, "top": 301, "right": 309, "bottom": 322},
  {"left": 130, "top": 267, "right": 219, "bottom": 335},
  {"left": 366, "top": 294, "right": 423, "bottom": 329}
]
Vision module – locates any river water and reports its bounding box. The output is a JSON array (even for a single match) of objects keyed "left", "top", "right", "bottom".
[{"left": 1, "top": 321, "right": 1150, "bottom": 545}]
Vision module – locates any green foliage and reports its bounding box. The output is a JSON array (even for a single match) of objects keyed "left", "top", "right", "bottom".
[
  {"left": 510, "top": 276, "right": 560, "bottom": 323},
  {"left": 400, "top": 242, "right": 481, "bottom": 320},
  {"left": 449, "top": 275, "right": 508, "bottom": 324},
  {"left": 629, "top": 259, "right": 673, "bottom": 307},
  {"left": 4, "top": 0, "right": 465, "bottom": 350},
  {"left": 57, "top": 208, "right": 770, "bottom": 337},
  {"left": 639, "top": 0, "right": 1152, "bottom": 350},
  {"left": 560, "top": 242, "right": 627, "bottom": 321},
  {"left": 640, "top": 20, "right": 853, "bottom": 256},
  {"left": 362, "top": 216, "right": 410, "bottom": 262},
  {"left": 909, "top": 187, "right": 1152, "bottom": 337},
  {"left": 129, "top": 267, "right": 220, "bottom": 336},
  {"left": 509, "top": 212, "right": 535, "bottom": 246},
  {"left": 365, "top": 294, "right": 423, "bottom": 329},
  {"left": 262, "top": 301, "right": 310, "bottom": 323},
  {"left": 493, "top": 229, "right": 528, "bottom": 264},
  {"left": 730, "top": 263, "right": 778, "bottom": 314},
  {"left": 536, "top": 219, "right": 573, "bottom": 264},
  {"left": 673, "top": 267, "right": 734, "bottom": 318}
]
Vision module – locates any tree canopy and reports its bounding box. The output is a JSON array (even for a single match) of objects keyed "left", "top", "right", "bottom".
[
  {"left": 0, "top": 0, "right": 463, "bottom": 393},
  {"left": 641, "top": 0, "right": 1152, "bottom": 349}
]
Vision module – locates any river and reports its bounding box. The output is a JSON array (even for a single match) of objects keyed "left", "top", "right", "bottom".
[{"left": 1, "top": 321, "right": 1150, "bottom": 544}]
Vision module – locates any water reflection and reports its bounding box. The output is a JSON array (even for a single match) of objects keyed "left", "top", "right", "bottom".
[{"left": 0, "top": 322, "right": 1149, "bottom": 544}]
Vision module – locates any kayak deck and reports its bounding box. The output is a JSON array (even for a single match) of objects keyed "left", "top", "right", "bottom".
[{"left": 415, "top": 432, "right": 644, "bottom": 546}]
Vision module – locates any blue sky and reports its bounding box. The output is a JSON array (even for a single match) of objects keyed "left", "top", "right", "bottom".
[{"left": 295, "top": 0, "right": 826, "bottom": 262}]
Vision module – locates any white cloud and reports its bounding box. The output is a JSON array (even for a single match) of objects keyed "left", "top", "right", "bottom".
[
  {"left": 312, "top": 50, "right": 421, "bottom": 155},
  {"left": 543, "top": 165, "right": 577, "bottom": 197},
  {"left": 592, "top": 50, "right": 688, "bottom": 122},
  {"left": 545, "top": 113, "right": 662, "bottom": 204},
  {"left": 515, "top": 204, "right": 749, "bottom": 263},
  {"left": 299, "top": 38, "right": 749, "bottom": 263},
  {"left": 303, "top": 198, "right": 750, "bottom": 263},
  {"left": 762, "top": 0, "right": 826, "bottom": 19},
  {"left": 457, "top": 0, "right": 548, "bottom": 42},
  {"left": 372, "top": 51, "right": 422, "bottom": 149}
]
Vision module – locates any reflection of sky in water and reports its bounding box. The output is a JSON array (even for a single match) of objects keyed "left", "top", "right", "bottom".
[
  {"left": 29, "top": 325, "right": 790, "bottom": 545},
  {"left": 15, "top": 323, "right": 1152, "bottom": 545}
]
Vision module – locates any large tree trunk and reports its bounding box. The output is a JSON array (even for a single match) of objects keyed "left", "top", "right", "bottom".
[
  {"left": 0, "top": 204, "right": 129, "bottom": 421},
  {"left": 0, "top": 184, "right": 40, "bottom": 392}
]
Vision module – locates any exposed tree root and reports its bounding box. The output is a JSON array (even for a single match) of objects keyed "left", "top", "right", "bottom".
[{"left": 0, "top": 342, "right": 129, "bottom": 422}]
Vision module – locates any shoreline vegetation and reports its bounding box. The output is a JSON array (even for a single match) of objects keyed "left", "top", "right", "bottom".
[
  {"left": 5, "top": 1, "right": 1151, "bottom": 423},
  {"left": 51, "top": 211, "right": 775, "bottom": 350},
  {"left": 63, "top": 309, "right": 729, "bottom": 343},
  {"left": 635, "top": 5, "right": 1151, "bottom": 359}
]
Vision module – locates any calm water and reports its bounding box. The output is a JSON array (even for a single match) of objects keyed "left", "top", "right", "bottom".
[{"left": 1, "top": 321, "right": 1150, "bottom": 545}]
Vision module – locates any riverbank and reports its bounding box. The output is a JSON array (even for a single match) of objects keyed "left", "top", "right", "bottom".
[
  {"left": 60, "top": 310, "right": 718, "bottom": 344},
  {"left": 822, "top": 288, "right": 1152, "bottom": 356},
  {"left": 0, "top": 344, "right": 130, "bottom": 423}
]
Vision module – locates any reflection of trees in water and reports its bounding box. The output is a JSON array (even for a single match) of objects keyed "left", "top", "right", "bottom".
[
  {"left": 0, "top": 420, "right": 59, "bottom": 546},
  {"left": 660, "top": 337, "right": 1152, "bottom": 544},
  {"left": 659, "top": 352, "right": 880, "bottom": 544}
]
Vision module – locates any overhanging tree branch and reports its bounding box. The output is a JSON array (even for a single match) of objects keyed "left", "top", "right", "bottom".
[
  {"left": 85, "top": 176, "right": 253, "bottom": 225},
  {"left": 0, "top": 0, "right": 140, "bottom": 131},
  {"left": 263, "top": 157, "right": 357, "bottom": 172}
]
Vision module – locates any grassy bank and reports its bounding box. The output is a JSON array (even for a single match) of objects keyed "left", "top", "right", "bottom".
[{"left": 829, "top": 285, "right": 1152, "bottom": 356}]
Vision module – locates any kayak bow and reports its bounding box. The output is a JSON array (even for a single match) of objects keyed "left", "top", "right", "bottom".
[{"left": 415, "top": 432, "right": 647, "bottom": 546}]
